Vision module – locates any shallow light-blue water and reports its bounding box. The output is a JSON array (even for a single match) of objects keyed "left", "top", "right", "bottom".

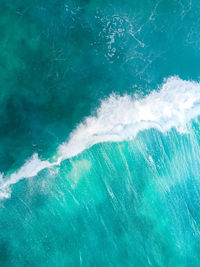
[{"left": 1, "top": 0, "right": 200, "bottom": 266}]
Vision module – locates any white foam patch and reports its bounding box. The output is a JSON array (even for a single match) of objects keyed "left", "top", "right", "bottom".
[
  {"left": 1, "top": 76, "right": 200, "bottom": 199},
  {"left": 0, "top": 154, "right": 61, "bottom": 200},
  {"left": 59, "top": 76, "right": 200, "bottom": 158}
]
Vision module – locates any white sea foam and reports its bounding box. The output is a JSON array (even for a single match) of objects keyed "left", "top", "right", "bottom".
[
  {"left": 1, "top": 76, "right": 200, "bottom": 199},
  {"left": 59, "top": 76, "right": 200, "bottom": 158},
  {"left": 0, "top": 154, "right": 61, "bottom": 199}
]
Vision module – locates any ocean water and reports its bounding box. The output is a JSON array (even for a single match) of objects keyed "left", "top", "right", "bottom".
[{"left": 1, "top": 0, "right": 200, "bottom": 266}]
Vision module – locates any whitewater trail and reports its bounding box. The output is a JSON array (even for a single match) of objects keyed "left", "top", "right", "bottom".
[{"left": 1, "top": 76, "right": 200, "bottom": 199}]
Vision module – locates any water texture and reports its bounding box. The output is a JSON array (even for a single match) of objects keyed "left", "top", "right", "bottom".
[{"left": 1, "top": 0, "right": 200, "bottom": 266}]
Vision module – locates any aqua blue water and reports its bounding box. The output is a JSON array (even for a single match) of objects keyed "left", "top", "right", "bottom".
[{"left": 1, "top": 0, "right": 200, "bottom": 266}]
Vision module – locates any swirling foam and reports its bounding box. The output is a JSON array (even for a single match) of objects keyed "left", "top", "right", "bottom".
[{"left": 1, "top": 76, "right": 200, "bottom": 199}]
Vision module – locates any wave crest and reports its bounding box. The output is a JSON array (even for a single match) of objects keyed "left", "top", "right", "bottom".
[
  {"left": 1, "top": 76, "right": 200, "bottom": 199},
  {"left": 59, "top": 76, "right": 200, "bottom": 158}
]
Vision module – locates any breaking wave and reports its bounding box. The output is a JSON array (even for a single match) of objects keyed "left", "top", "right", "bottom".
[{"left": 1, "top": 76, "right": 200, "bottom": 199}]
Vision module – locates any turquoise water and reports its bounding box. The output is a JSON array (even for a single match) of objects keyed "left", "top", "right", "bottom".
[{"left": 1, "top": 0, "right": 200, "bottom": 266}]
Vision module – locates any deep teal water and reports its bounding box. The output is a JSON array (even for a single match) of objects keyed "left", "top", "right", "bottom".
[{"left": 1, "top": 0, "right": 200, "bottom": 266}]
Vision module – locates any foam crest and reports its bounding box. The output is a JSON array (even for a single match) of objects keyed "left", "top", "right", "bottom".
[
  {"left": 1, "top": 76, "right": 200, "bottom": 199},
  {"left": 0, "top": 154, "right": 61, "bottom": 199},
  {"left": 59, "top": 76, "right": 200, "bottom": 158}
]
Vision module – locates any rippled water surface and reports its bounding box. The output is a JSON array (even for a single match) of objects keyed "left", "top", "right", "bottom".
[{"left": 1, "top": 0, "right": 200, "bottom": 266}]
